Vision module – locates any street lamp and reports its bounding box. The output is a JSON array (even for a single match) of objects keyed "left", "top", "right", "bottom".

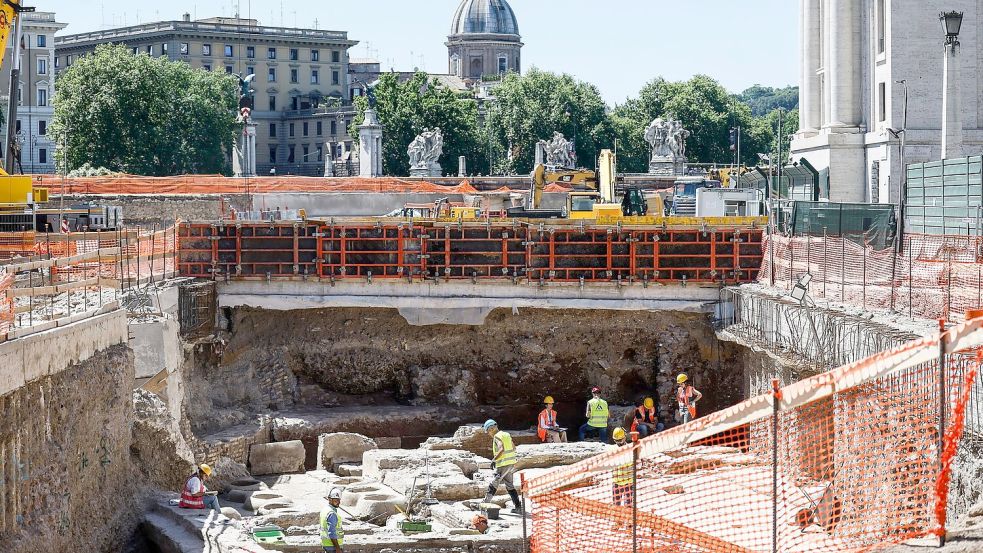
[
  {"left": 940, "top": 11, "right": 964, "bottom": 46},
  {"left": 940, "top": 11, "right": 965, "bottom": 160}
]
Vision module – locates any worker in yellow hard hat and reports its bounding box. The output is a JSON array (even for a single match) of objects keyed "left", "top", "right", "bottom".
[
  {"left": 631, "top": 396, "right": 664, "bottom": 438},
  {"left": 676, "top": 374, "right": 703, "bottom": 424},
  {"left": 610, "top": 427, "right": 634, "bottom": 508},
  {"left": 179, "top": 463, "right": 220, "bottom": 512},
  {"left": 537, "top": 395, "right": 567, "bottom": 443}
]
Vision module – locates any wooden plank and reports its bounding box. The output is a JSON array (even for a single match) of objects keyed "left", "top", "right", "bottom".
[{"left": 2, "top": 247, "right": 121, "bottom": 273}]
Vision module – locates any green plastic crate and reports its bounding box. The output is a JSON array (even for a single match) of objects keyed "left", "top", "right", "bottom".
[
  {"left": 252, "top": 526, "right": 285, "bottom": 543},
  {"left": 399, "top": 520, "right": 432, "bottom": 533}
]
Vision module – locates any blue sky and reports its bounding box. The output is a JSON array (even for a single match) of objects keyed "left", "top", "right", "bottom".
[{"left": 43, "top": 0, "right": 800, "bottom": 104}]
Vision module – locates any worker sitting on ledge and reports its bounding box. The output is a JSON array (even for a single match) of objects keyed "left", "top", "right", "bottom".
[
  {"left": 633, "top": 396, "right": 664, "bottom": 438},
  {"left": 537, "top": 395, "right": 568, "bottom": 443},
  {"left": 579, "top": 386, "right": 610, "bottom": 442},
  {"left": 179, "top": 463, "right": 220, "bottom": 512}
]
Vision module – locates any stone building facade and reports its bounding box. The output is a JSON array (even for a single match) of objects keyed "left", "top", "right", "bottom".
[
  {"left": 55, "top": 14, "right": 358, "bottom": 176},
  {"left": 791, "top": 0, "right": 983, "bottom": 204},
  {"left": 0, "top": 11, "right": 67, "bottom": 174},
  {"left": 446, "top": 0, "right": 522, "bottom": 80}
]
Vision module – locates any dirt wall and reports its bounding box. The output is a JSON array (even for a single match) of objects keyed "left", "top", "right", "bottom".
[
  {"left": 185, "top": 306, "right": 747, "bottom": 436},
  {"left": 0, "top": 344, "right": 142, "bottom": 553}
]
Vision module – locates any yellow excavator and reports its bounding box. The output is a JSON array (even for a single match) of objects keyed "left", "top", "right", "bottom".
[{"left": 0, "top": 1, "right": 46, "bottom": 217}]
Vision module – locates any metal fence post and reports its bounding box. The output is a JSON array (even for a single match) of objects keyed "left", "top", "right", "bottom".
[
  {"left": 862, "top": 239, "right": 867, "bottom": 310},
  {"left": 938, "top": 319, "right": 947, "bottom": 547},
  {"left": 909, "top": 242, "right": 914, "bottom": 319},
  {"left": 520, "top": 473, "right": 529, "bottom": 553},
  {"left": 823, "top": 227, "right": 828, "bottom": 298},
  {"left": 841, "top": 234, "right": 846, "bottom": 303},
  {"left": 769, "top": 223, "right": 776, "bottom": 287},
  {"left": 632, "top": 437, "right": 639, "bottom": 553}
]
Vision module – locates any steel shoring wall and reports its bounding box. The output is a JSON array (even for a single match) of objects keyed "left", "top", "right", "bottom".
[
  {"left": 177, "top": 222, "right": 765, "bottom": 284},
  {"left": 721, "top": 288, "right": 919, "bottom": 373}
]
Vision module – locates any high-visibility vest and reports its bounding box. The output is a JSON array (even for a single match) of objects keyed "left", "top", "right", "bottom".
[
  {"left": 676, "top": 385, "right": 694, "bottom": 406},
  {"left": 636, "top": 406, "right": 657, "bottom": 424},
  {"left": 613, "top": 457, "right": 634, "bottom": 486},
  {"left": 493, "top": 431, "right": 517, "bottom": 468},
  {"left": 179, "top": 474, "right": 205, "bottom": 509},
  {"left": 320, "top": 505, "right": 344, "bottom": 547},
  {"left": 537, "top": 408, "right": 557, "bottom": 441},
  {"left": 587, "top": 398, "right": 609, "bottom": 428}
]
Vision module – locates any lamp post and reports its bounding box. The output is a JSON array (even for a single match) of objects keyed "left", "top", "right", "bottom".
[
  {"left": 940, "top": 10, "right": 964, "bottom": 160},
  {"left": 889, "top": 79, "right": 908, "bottom": 253}
]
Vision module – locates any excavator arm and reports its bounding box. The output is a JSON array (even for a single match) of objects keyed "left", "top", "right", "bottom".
[{"left": 0, "top": 0, "right": 25, "bottom": 178}]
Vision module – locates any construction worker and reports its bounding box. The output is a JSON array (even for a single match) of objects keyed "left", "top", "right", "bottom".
[
  {"left": 634, "top": 396, "right": 664, "bottom": 438},
  {"left": 611, "top": 427, "right": 634, "bottom": 508},
  {"left": 482, "top": 419, "right": 524, "bottom": 514},
  {"left": 320, "top": 487, "right": 345, "bottom": 553},
  {"left": 179, "top": 463, "right": 220, "bottom": 512},
  {"left": 537, "top": 395, "right": 567, "bottom": 443},
  {"left": 676, "top": 374, "right": 703, "bottom": 423},
  {"left": 578, "top": 386, "right": 609, "bottom": 442}
]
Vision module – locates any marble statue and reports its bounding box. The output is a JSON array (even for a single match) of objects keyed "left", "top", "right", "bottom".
[
  {"left": 408, "top": 128, "right": 444, "bottom": 177},
  {"left": 645, "top": 115, "right": 690, "bottom": 175},
  {"left": 538, "top": 132, "right": 576, "bottom": 169}
]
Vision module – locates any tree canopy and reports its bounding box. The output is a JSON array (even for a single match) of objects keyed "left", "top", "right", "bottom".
[
  {"left": 735, "top": 85, "right": 800, "bottom": 117},
  {"left": 52, "top": 44, "right": 239, "bottom": 176},
  {"left": 349, "top": 72, "right": 485, "bottom": 176}
]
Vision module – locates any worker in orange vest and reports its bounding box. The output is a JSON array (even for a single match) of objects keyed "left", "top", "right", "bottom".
[
  {"left": 537, "top": 396, "right": 567, "bottom": 443},
  {"left": 676, "top": 374, "right": 703, "bottom": 423},
  {"left": 633, "top": 396, "right": 664, "bottom": 437}
]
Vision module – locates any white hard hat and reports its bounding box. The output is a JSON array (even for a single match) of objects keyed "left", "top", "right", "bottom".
[{"left": 328, "top": 487, "right": 342, "bottom": 500}]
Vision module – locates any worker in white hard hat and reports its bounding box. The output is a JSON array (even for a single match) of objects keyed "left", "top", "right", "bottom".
[
  {"left": 482, "top": 419, "right": 524, "bottom": 514},
  {"left": 178, "top": 463, "right": 220, "bottom": 512},
  {"left": 320, "top": 487, "right": 345, "bottom": 553},
  {"left": 537, "top": 395, "right": 567, "bottom": 443},
  {"left": 676, "top": 374, "right": 703, "bottom": 424}
]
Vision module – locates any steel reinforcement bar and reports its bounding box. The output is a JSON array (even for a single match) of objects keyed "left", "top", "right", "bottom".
[{"left": 177, "top": 221, "right": 764, "bottom": 283}]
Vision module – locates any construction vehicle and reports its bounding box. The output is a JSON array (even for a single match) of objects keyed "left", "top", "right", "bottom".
[{"left": 668, "top": 178, "right": 721, "bottom": 216}]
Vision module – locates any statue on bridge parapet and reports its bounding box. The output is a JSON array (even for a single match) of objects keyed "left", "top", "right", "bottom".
[
  {"left": 408, "top": 128, "right": 444, "bottom": 177},
  {"left": 645, "top": 115, "right": 690, "bottom": 176}
]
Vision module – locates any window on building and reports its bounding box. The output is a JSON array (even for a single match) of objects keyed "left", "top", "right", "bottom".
[
  {"left": 331, "top": 70, "right": 339, "bottom": 85},
  {"left": 202, "top": 44, "right": 211, "bottom": 56},
  {"left": 268, "top": 67, "right": 277, "bottom": 82},
  {"left": 498, "top": 56, "right": 507, "bottom": 74},
  {"left": 246, "top": 66, "right": 255, "bottom": 76},
  {"left": 15, "top": 120, "right": 20, "bottom": 133},
  {"left": 162, "top": 43, "right": 168, "bottom": 54},
  {"left": 332, "top": 51, "right": 340, "bottom": 63},
  {"left": 303, "top": 144, "right": 309, "bottom": 162},
  {"left": 289, "top": 48, "right": 298, "bottom": 61},
  {"left": 224, "top": 45, "right": 234, "bottom": 57},
  {"left": 39, "top": 148, "right": 47, "bottom": 164},
  {"left": 287, "top": 145, "right": 295, "bottom": 163},
  {"left": 202, "top": 64, "right": 211, "bottom": 71},
  {"left": 291, "top": 97, "right": 298, "bottom": 110},
  {"left": 268, "top": 47, "right": 277, "bottom": 59},
  {"left": 877, "top": 0, "right": 886, "bottom": 53},
  {"left": 37, "top": 58, "right": 46, "bottom": 75},
  {"left": 316, "top": 121, "right": 323, "bottom": 136},
  {"left": 146, "top": 45, "right": 154, "bottom": 55},
  {"left": 180, "top": 42, "right": 189, "bottom": 55},
  {"left": 303, "top": 122, "right": 309, "bottom": 136},
  {"left": 289, "top": 123, "right": 295, "bottom": 137},
  {"left": 290, "top": 68, "right": 298, "bottom": 83},
  {"left": 16, "top": 86, "right": 21, "bottom": 106},
  {"left": 270, "top": 123, "right": 277, "bottom": 137},
  {"left": 311, "top": 49, "right": 319, "bottom": 61},
  {"left": 317, "top": 146, "right": 323, "bottom": 162},
  {"left": 311, "top": 70, "right": 319, "bottom": 84},
  {"left": 878, "top": 82, "right": 886, "bottom": 122},
  {"left": 269, "top": 96, "right": 276, "bottom": 111},
  {"left": 37, "top": 35, "right": 46, "bottom": 48},
  {"left": 269, "top": 146, "right": 277, "bottom": 164},
  {"left": 247, "top": 46, "right": 255, "bottom": 59},
  {"left": 38, "top": 120, "right": 46, "bottom": 135},
  {"left": 37, "top": 88, "right": 47, "bottom": 107},
  {"left": 224, "top": 65, "right": 233, "bottom": 74},
  {"left": 54, "top": 56, "right": 59, "bottom": 68},
  {"left": 131, "top": 47, "right": 139, "bottom": 55},
  {"left": 330, "top": 120, "right": 337, "bottom": 135},
  {"left": 450, "top": 55, "right": 460, "bottom": 77}
]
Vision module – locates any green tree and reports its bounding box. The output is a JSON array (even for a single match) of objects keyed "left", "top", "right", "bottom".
[
  {"left": 52, "top": 44, "right": 238, "bottom": 176},
  {"left": 349, "top": 72, "right": 486, "bottom": 176},
  {"left": 485, "top": 69, "right": 613, "bottom": 174},
  {"left": 761, "top": 108, "right": 799, "bottom": 164},
  {"left": 735, "top": 85, "right": 799, "bottom": 117},
  {"left": 614, "top": 75, "right": 770, "bottom": 169}
]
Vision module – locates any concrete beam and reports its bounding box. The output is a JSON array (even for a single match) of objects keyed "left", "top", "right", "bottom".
[{"left": 217, "top": 280, "right": 722, "bottom": 325}]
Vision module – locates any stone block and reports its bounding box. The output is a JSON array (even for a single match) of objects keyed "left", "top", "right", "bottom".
[
  {"left": 249, "top": 440, "right": 306, "bottom": 475},
  {"left": 316, "top": 432, "right": 377, "bottom": 471},
  {"left": 336, "top": 464, "right": 363, "bottom": 477},
  {"left": 362, "top": 449, "right": 481, "bottom": 481},
  {"left": 243, "top": 491, "right": 289, "bottom": 512},
  {"left": 375, "top": 437, "right": 401, "bottom": 449},
  {"left": 513, "top": 443, "right": 607, "bottom": 470},
  {"left": 255, "top": 508, "right": 319, "bottom": 528}
]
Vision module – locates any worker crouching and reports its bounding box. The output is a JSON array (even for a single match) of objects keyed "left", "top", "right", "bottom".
[
  {"left": 537, "top": 395, "right": 568, "bottom": 443},
  {"left": 482, "top": 419, "right": 524, "bottom": 514},
  {"left": 179, "top": 463, "right": 220, "bottom": 512}
]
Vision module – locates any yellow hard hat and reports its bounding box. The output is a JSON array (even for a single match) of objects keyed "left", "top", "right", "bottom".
[
  {"left": 643, "top": 397, "right": 654, "bottom": 409},
  {"left": 543, "top": 395, "right": 554, "bottom": 404},
  {"left": 199, "top": 463, "right": 213, "bottom": 476},
  {"left": 677, "top": 374, "right": 688, "bottom": 384},
  {"left": 612, "top": 427, "right": 627, "bottom": 441}
]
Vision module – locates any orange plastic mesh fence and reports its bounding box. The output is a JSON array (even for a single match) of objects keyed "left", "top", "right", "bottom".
[
  {"left": 32, "top": 174, "right": 480, "bottom": 195},
  {"left": 759, "top": 232, "right": 983, "bottom": 323},
  {"left": 0, "top": 268, "right": 12, "bottom": 336},
  {"left": 525, "top": 320, "right": 983, "bottom": 553}
]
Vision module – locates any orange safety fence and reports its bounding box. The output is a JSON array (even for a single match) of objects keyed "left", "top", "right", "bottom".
[
  {"left": 525, "top": 319, "right": 983, "bottom": 553},
  {"left": 759, "top": 232, "right": 983, "bottom": 323},
  {"left": 32, "top": 174, "right": 480, "bottom": 195},
  {"left": 36, "top": 228, "right": 177, "bottom": 284},
  {"left": 0, "top": 267, "right": 12, "bottom": 336}
]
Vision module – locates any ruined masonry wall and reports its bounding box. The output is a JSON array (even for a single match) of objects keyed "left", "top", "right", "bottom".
[{"left": 0, "top": 312, "right": 139, "bottom": 553}]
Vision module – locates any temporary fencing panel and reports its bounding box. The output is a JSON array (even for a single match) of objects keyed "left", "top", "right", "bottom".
[
  {"left": 760, "top": 231, "right": 983, "bottom": 323},
  {"left": 525, "top": 319, "right": 983, "bottom": 553},
  {"left": 0, "top": 268, "right": 12, "bottom": 337},
  {"left": 177, "top": 222, "right": 765, "bottom": 283}
]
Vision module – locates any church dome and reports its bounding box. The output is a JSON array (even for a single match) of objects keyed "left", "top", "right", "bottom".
[{"left": 450, "top": 0, "right": 519, "bottom": 36}]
